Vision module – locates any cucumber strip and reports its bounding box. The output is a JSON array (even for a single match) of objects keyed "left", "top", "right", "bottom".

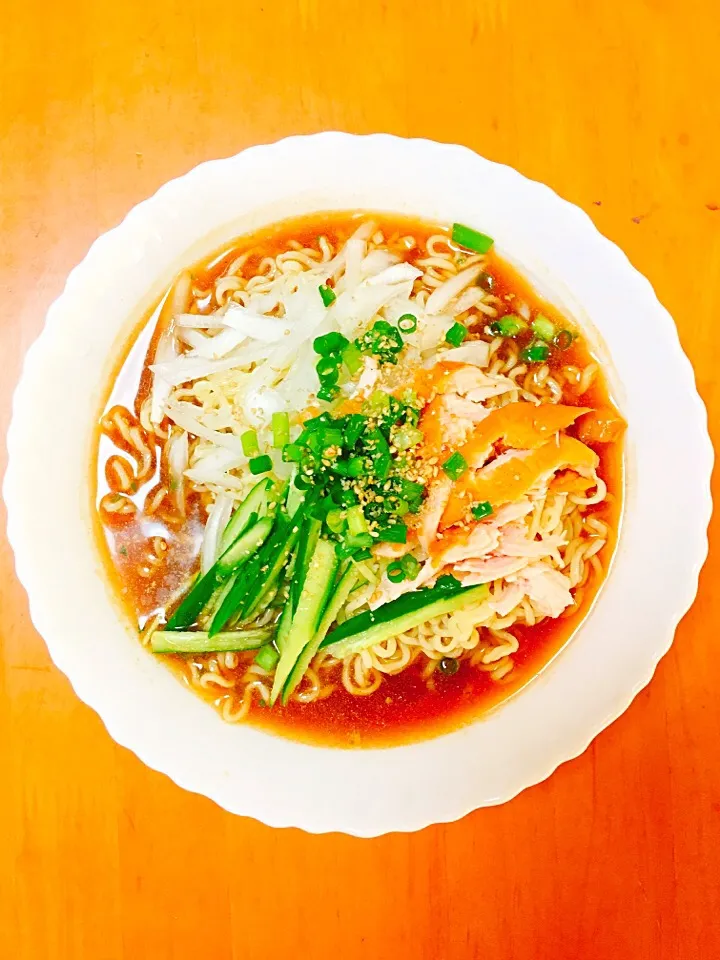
[
  {"left": 270, "top": 539, "right": 339, "bottom": 705},
  {"left": 283, "top": 564, "right": 362, "bottom": 703},
  {"left": 291, "top": 516, "right": 322, "bottom": 610},
  {"left": 151, "top": 628, "right": 272, "bottom": 654},
  {"left": 166, "top": 519, "right": 272, "bottom": 630},
  {"left": 285, "top": 471, "right": 305, "bottom": 517},
  {"left": 200, "top": 570, "right": 240, "bottom": 626},
  {"left": 215, "top": 517, "right": 272, "bottom": 574},
  {"left": 275, "top": 601, "right": 293, "bottom": 654},
  {"left": 322, "top": 583, "right": 490, "bottom": 658},
  {"left": 219, "top": 478, "right": 274, "bottom": 553},
  {"left": 242, "top": 515, "right": 305, "bottom": 620},
  {"left": 209, "top": 506, "right": 303, "bottom": 636}
]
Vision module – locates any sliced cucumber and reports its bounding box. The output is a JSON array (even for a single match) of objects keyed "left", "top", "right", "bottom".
[
  {"left": 216, "top": 517, "right": 273, "bottom": 574},
  {"left": 219, "top": 478, "right": 274, "bottom": 553},
  {"left": 283, "top": 564, "right": 362, "bottom": 703},
  {"left": 209, "top": 505, "right": 305, "bottom": 636},
  {"left": 291, "top": 516, "right": 321, "bottom": 610},
  {"left": 167, "top": 519, "right": 272, "bottom": 630},
  {"left": 322, "top": 583, "right": 489, "bottom": 658},
  {"left": 151, "top": 628, "right": 272, "bottom": 654},
  {"left": 242, "top": 514, "right": 305, "bottom": 620},
  {"left": 275, "top": 601, "right": 293, "bottom": 654},
  {"left": 270, "top": 539, "right": 339, "bottom": 705},
  {"left": 285, "top": 471, "right": 305, "bottom": 517}
]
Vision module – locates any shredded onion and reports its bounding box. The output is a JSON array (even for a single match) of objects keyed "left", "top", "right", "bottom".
[
  {"left": 201, "top": 494, "right": 233, "bottom": 574},
  {"left": 425, "top": 264, "right": 483, "bottom": 315}
]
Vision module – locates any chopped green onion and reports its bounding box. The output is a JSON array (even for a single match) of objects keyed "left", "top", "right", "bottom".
[
  {"left": 316, "top": 356, "right": 340, "bottom": 384},
  {"left": 435, "top": 574, "right": 462, "bottom": 592},
  {"left": 313, "top": 331, "right": 348, "bottom": 355},
  {"left": 471, "top": 501, "right": 493, "bottom": 520},
  {"left": 401, "top": 479, "right": 425, "bottom": 500},
  {"left": 393, "top": 424, "right": 423, "bottom": 451},
  {"left": 531, "top": 314, "right": 557, "bottom": 342},
  {"left": 442, "top": 451, "right": 468, "bottom": 481},
  {"left": 346, "top": 456, "right": 366, "bottom": 477},
  {"left": 365, "top": 390, "right": 390, "bottom": 413},
  {"left": 393, "top": 499, "right": 410, "bottom": 516},
  {"left": 376, "top": 523, "right": 407, "bottom": 544},
  {"left": 352, "top": 548, "right": 372, "bottom": 561},
  {"left": 282, "top": 442, "right": 303, "bottom": 462},
  {"left": 554, "top": 329, "right": 575, "bottom": 351},
  {"left": 451, "top": 222, "right": 494, "bottom": 254},
  {"left": 400, "top": 554, "right": 421, "bottom": 580},
  {"left": 477, "top": 271, "right": 495, "bottom": 292},
  {"left": 320, "top": 427, "right": 343, "bottom": 450},
  {"left": 318, "top": 384, "right": 340, "bottom": 402},
  {"left": 271, "top": 411, "right": 290, "bottom": 448},
  {"left": 387, "top": 561, "right": 406, "bottom": 583},
  {"left": 241, "top": 429, "right": 260, "bottom": 457},
  {"left": 445, "top": 322, "right": 467, "bottom": 347},
  {"left": 341, "top": 341, "right": 363, "bottom": 374},
  {"left": 397, "top": 313, "right": 417, "bottom": 334},
  {"left": 303, "top": 412, "right": 332, "bottom": 430},
  {"left": 346, "top": 505, "right": 369, "bottom": 536},
  {"left": 249, "top": 454, "right": 273, "bottom": 475},
  {"left": 343, "top": 413, "right": 366, "bottom": 448},
  {"left": 326, "top": 508, "right": 346, "bottom": 535},
  {"left": 255, "top": 644, "right": 280, "bottom": 670},
  {"left": 520, "top": 340, "right": 550, "bottom": 363},
  {"left": 318, "top": 284, "right": 337, "bottom": 307},
  {"left": 346, "top": 532, "right": 373, "bottom": 550},
  {"left": 490, "top": 314, "right": 528, "bottom": 338}
]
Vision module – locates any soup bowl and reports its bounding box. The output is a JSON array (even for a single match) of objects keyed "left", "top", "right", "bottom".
[{"left": 5, "top": 133, "right": 712, "bottom": 835}]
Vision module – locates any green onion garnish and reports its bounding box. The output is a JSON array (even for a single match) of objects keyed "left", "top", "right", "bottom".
[
  {"left": 346, "top": 532, "right": 374, "bottom": 550},
  {"left": 397, "top": 313, "right": 417, "bottom": 334},
  {"left": 376, "top": 523, "right": 408, "bottom": 544},
  {"left": 318, "top": 284, "right": 337, "bottom": 307},
  {"left": 471, "top": 501, "right": 493, "bottom": 520},
  {"left": 490, "top": 314, "right": 528, "bottom": 338},
  {"left": 346, "top": 456, "right": 366, "bottom": 477},
  {"left": 400, "top": 554, "right": 421, "bottom": 580},
  {"left": 387, "top": 561, "right": 406, "bottom": 583},
  {"left": 316, "top": 356, "right": 340, "bottom": 384},
  {"left": 271, "top": 411, "right": 290, "bottom": 448},
  {"left": 341, "top": 341, "right": 363, "bottom": 374},
  {"left": 346, "top": 505, "right": 369, "bottom": 536},
  {"left": 282, "top": 442, "right": 303, "bottom": 462},
  {"left": 326, "top": 508, "right": 347, "bottom": 535},
  {"left": 442, "top": 451, "right": 468, "bottom": 481},
  {"left": 554, "top": 329, "right": 575, "bottom": 351},
  {"left": 520, "top": 340, "right": 550, "bottom": 363},
  {"left": 318, "top": 385, "right": 339, "bottom": 402},
  {"left": 249, "top": 454, "right": 273, "bottom": 475},
  {"left": 531, "top": 314, "right": 557, "bottom": 342},
  {"left": 254, "top": 644, "right": 280, "bottom": 670},
  {"left": 451, "top": 222, "right": 494, "bottom": 254},
  {"left": 241, "top": 429, "right": 260, "bottom": 457},
  {"left": 313, "top": 331, "right": 348, "bottom": 355},
  {"left": 343, "top": 413, "right": 366, "bottom": 448},
  {"left": 445, "top": 322, "right": 468, "bottom": 347},
  {"left": 393, "top": 424, "right": 423, "bottom": 451}
]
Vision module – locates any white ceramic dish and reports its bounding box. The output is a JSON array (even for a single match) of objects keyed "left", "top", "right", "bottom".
[{"left": 5, "top": 134, "right": 712, "bottom": 836}]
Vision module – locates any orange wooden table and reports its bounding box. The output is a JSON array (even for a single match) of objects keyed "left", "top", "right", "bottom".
[{"left": 2, "top": 2, "right": 719, "bottom": 957}]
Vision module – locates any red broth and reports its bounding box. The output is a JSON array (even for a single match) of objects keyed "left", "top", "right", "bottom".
[{"left": 94, "top": 212, "right": 623, "bottom": 747}]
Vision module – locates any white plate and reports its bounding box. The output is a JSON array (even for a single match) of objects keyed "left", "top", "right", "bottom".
[{"left": 4, "top": 134, "right": 712, "bottom": 836}]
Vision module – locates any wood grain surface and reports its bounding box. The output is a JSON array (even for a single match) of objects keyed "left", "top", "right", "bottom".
[{"left": 1, "top": 1, "right": 719, "bottom": 957}]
